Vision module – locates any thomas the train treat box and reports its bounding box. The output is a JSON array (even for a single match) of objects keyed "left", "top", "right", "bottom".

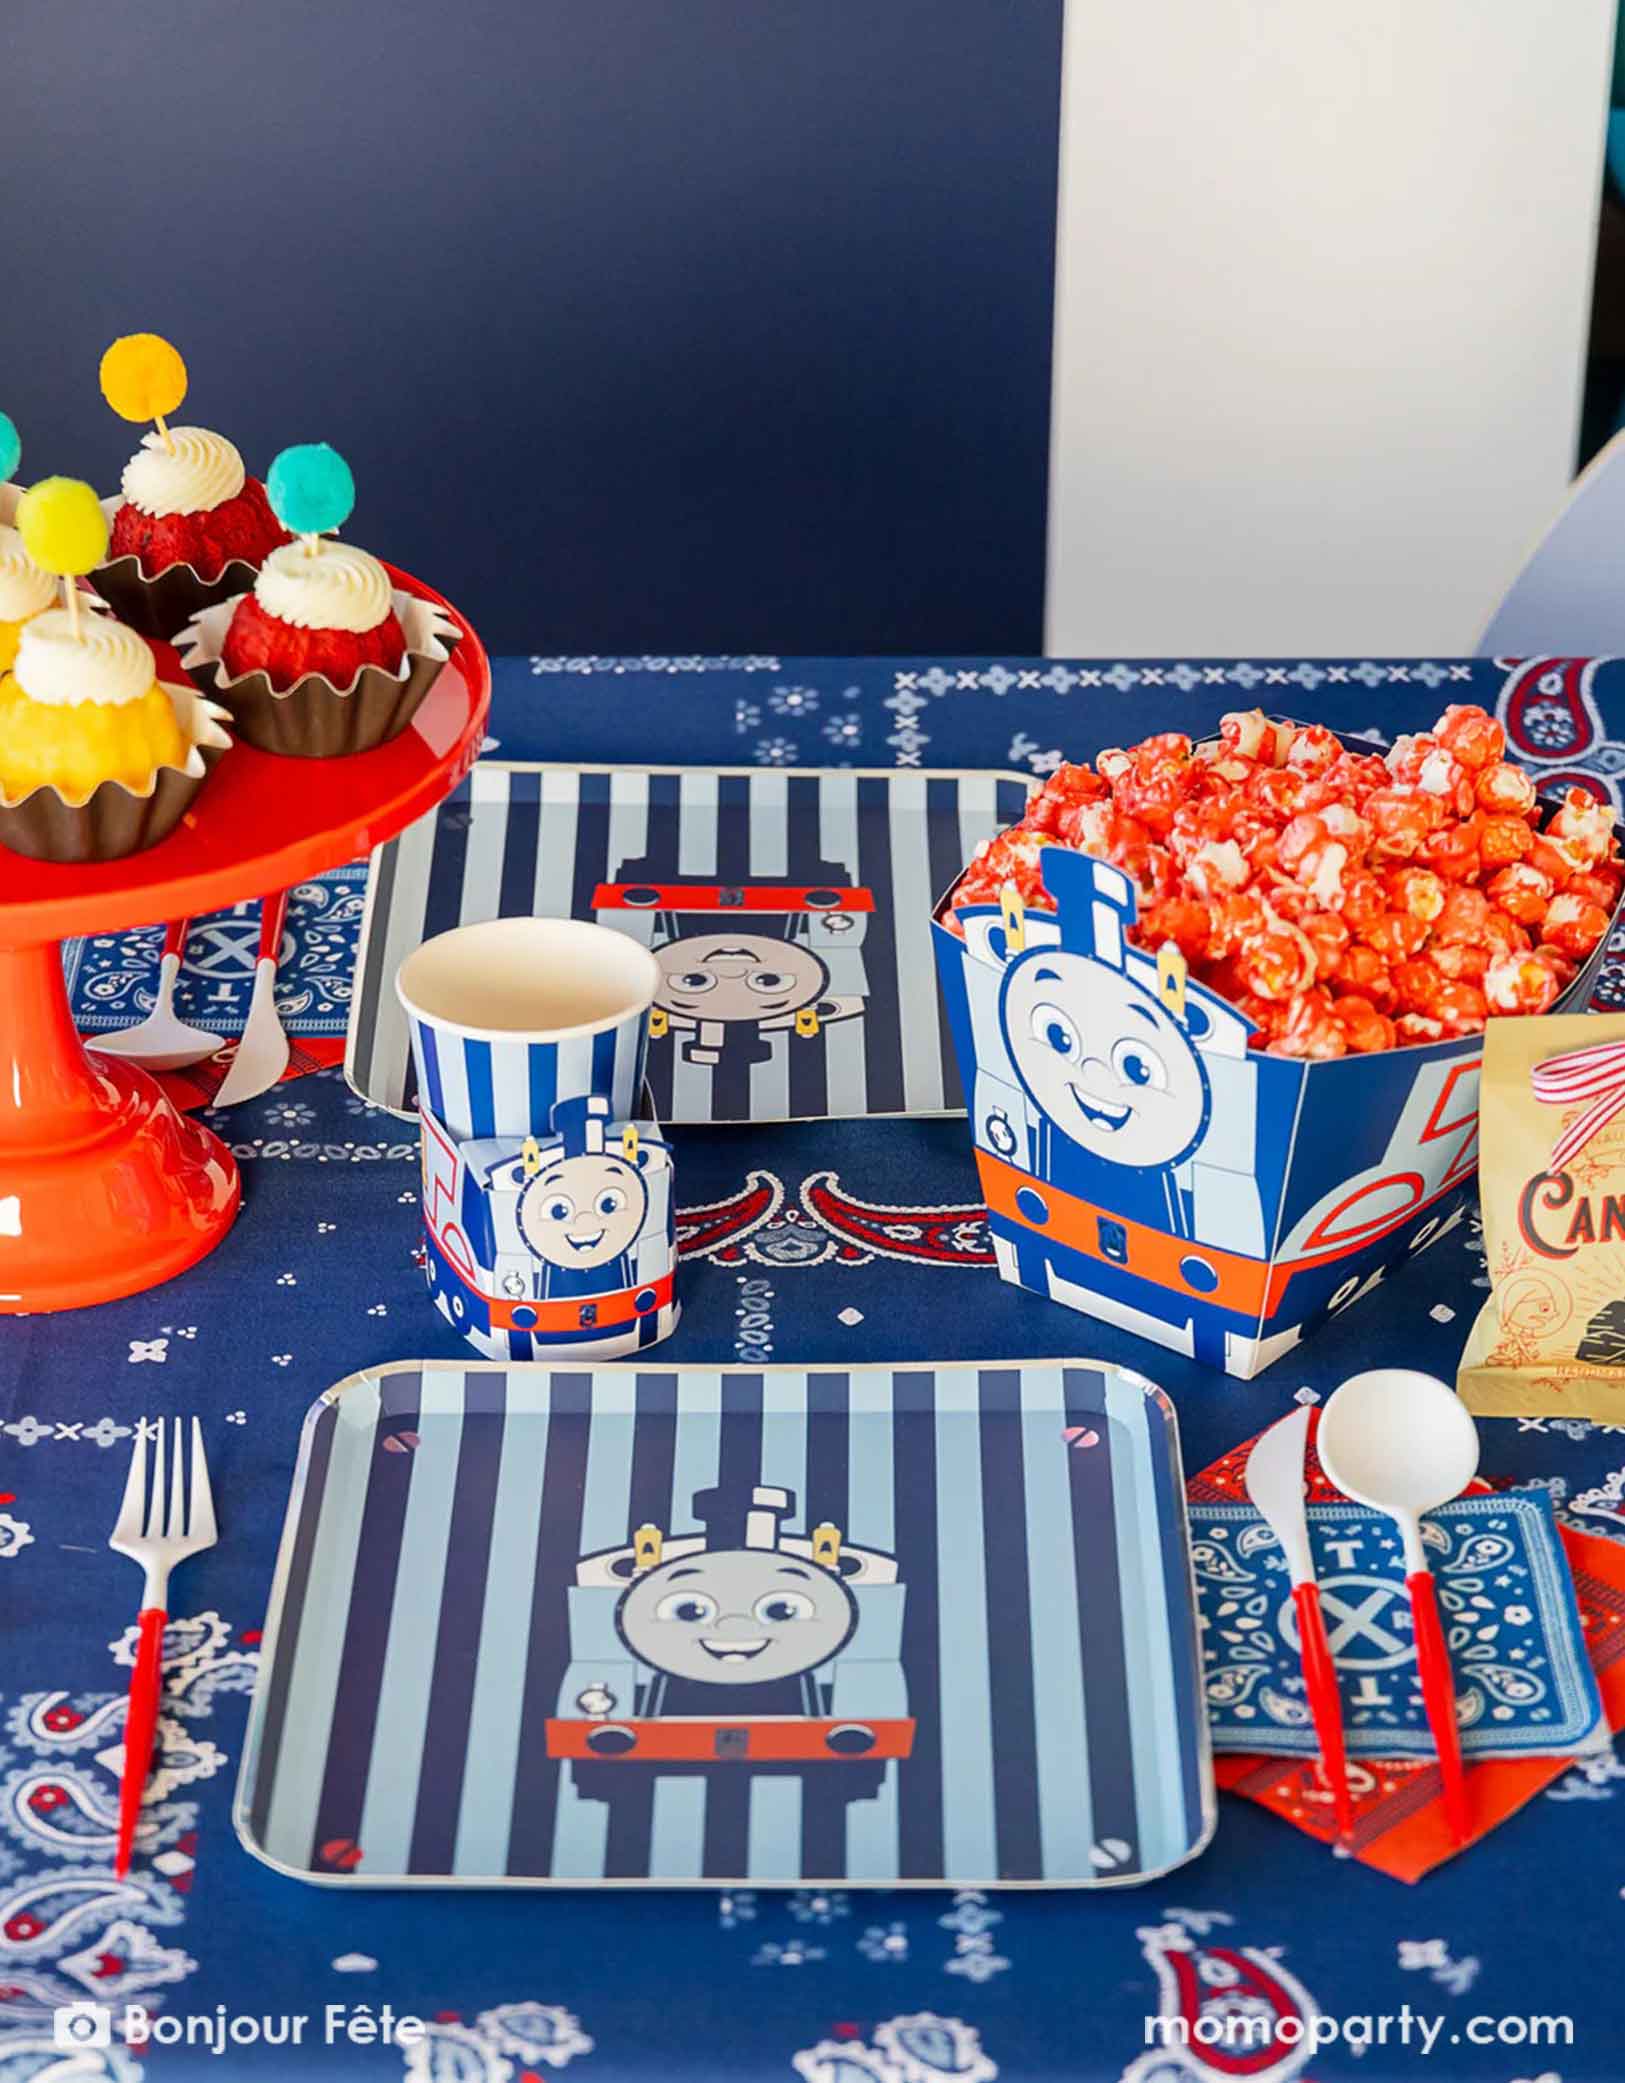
[{"left": 931, "top": 711, "right": 1624, "bottom": 1379}]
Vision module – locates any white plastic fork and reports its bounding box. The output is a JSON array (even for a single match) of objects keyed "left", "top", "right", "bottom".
[
  {"left": 211, "top": 890, "right": 291, "bottom": 1108},
  {"left": 108, "top": 1417, "right": 218, "bottom": 1877}
]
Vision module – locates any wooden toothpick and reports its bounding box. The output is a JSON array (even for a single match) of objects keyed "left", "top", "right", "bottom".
[
  {"left": 154, "top": 412, "right": 175, "bottom": 456},
  {"left": 63, "top": 577, "right": 81, "bottom": 640}
]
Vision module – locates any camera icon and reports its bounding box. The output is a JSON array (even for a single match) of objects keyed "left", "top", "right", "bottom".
[{"left": 54, "top": 2002, "right": 113, "bottom": 2051}]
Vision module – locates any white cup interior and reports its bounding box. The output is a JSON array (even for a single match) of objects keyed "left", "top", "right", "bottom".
[{"left": 396, "top": 916, "right": 660, "bottom": 1041}]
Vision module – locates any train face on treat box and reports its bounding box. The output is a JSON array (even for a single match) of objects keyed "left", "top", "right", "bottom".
[
  {"left": 932, "top": 843, "right": 1620, "bottom": 1379},
  {"left": 419, "top": 1094, "right": 679, "bottom": 1361}
]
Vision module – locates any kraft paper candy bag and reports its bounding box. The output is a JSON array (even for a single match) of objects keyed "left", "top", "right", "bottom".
[{"left": 1459, "top": 1012, "right": 1625, "bottom": 1422}]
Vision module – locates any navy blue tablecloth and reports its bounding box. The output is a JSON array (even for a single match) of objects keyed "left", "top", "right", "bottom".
[{"left": 5, "top": 652, "right": 1624, "bottom": 2083}]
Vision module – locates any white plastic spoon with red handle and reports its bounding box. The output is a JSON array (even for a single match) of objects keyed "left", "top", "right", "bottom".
[
  {"left": 1317, "top": 1369, "right": 1480, "bottom": 1843},
  {"left": 91, "top": 918, "right": 217, "bottom": 1070}
]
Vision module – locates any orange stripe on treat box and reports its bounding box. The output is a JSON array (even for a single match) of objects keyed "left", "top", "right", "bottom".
[
  {"left": 975, "top": 1148, "right": 1467, "bottom": 1316},
  {"left": 430, "top": 1244, "right": 676, "bottom": 1333},
  {"left": 592, "top": 881, "right": 875, "bottom": 913},
  {"left": 976, "top": 1148, "right": 1286, "bottom": 1314},
  {"left": 544, "top": 1716, "right": 916, "bottom": 1764}
]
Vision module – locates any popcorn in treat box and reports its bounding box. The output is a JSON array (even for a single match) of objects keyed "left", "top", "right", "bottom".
[{"left": 931, "top": 708, "right": 1625, "bottom": 1378}]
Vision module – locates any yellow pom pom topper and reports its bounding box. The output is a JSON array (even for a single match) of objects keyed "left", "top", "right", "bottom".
[
  {"left": 100, "top": 333, "right": 188, "bottom": 454},
  {"left": 17, "top": 477, "right": 110, "bottom": 636}
]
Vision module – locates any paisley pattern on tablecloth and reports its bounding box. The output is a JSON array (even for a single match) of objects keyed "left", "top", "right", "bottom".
[
  {"left": 7, "top": 655, "right": 1625, "bottom": 2077},
  {"left": 0, "top": 1616, "right": 253, "bottom": 2052}
]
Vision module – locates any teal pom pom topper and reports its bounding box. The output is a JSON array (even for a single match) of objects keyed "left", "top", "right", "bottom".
[
  {"left": 267, "top": 442, "right": 355, "bottom": 537},
  {"left": 0, "top": 413, "right": 20, "bottom": 487}
]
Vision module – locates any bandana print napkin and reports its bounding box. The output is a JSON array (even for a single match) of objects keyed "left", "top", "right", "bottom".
[
  {"left": 1192, "top": 1491, "right": 1603, "bottom": 1759},
  {"left": 1191, "top": 1416, "right": 1625, "bottom": 1879},
  {"left": 62, "top": 877, "right": 355, "bottom": 1109},
  {"left": 1213, "top": 1524, "right": 1625, "bottom": 1882}
]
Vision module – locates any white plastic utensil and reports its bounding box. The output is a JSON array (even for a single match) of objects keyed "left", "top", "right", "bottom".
[
  {"left": 212, "top": 890, "right": 291, "bottom": 1108},
  {"left": 1244, "top": 1406, "right": 1353, "bottom": 1836},
  {"left": 108, "top": 1417, "right": 218, "bottom": 1877},
  {"left": 91, "top": 918, "right": 218, "bottom": 1071},
  {"left": 1317, "top": 1369, "right": 1480, "bottom": 1841}
]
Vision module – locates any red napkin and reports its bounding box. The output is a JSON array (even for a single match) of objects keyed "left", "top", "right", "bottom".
[
  {"left": 1194, "top": 1418, "right": 1625, "bottom": 1882},
  {"left": 155, "top": 1034, "right": 345, "bottom": 1112}
]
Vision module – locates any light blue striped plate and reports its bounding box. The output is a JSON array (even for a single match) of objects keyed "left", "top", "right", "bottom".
[
  {"left": 346, "top": 764, "right": 1035, "bottom": 1125},
  {"left": 236, "top": 1359, "right": 1215, "bottom": 1887}
]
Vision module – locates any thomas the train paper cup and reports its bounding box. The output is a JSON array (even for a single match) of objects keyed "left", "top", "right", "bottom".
[
  {"left": 932, "top": 842, "right": 1619, "bottom": 1381},
  {"left": 418, "top": 1093, "right": 680, "bottom": 1362},
  {"left": 395, "top": 915, "right": 659, "bottom": 1141}
]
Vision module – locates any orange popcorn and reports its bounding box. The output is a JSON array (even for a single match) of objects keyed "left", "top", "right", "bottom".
[
  {"left": 1547, "top": 787, "right": 1615, "bottom": 868},
  {"left": 1474, "top": 761, "right": 1537, "bottom": 816},
  {"left": 1486, "top": 862, "right": 1552, "bottom": 927},
  {"left": 1485, "top": 954, "right": 1562, "bottom": 1016},
  {"left": 1435, "top": 704, "right": 1505, "bottom": 770},
  {"left": 1479, "top": 814, "right": 1534, "bottom": 870},
  {"left": 948, "top": 704, "right": 1620, "bottom": 1056},
  {"left": 1542, "top": 891, "right": 1611, "bottom": 962}
]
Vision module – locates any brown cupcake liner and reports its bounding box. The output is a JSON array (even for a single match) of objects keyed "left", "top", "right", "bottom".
[
  {"left": 178, "top": 588, "right": 461, "bottom": 758},
  {"left": 0, "top": 682, "right": 233, "bottom": 864},
  {"left": 88, "top": 493, "right": 281, "bottom": 643}
]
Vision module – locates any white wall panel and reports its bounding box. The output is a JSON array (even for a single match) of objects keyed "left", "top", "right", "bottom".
[{"left": 1046, "top": 1, "right": 1615, "bottom": 657}]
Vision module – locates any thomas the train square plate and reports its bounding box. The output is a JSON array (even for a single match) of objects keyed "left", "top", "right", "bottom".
[
  {"left": 345, "top": 763, "right": 1035, "bottom": 1125},
  {"left": 236, "top": 1359, "right": 1214, "bottom": 1888}
]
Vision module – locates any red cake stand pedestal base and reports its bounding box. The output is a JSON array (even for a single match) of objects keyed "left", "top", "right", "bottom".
[
  {"left": 0, "top": 940, "right": 240, "bottom": 1311},
  {"left": 0, "top": 567, "right": 489, "bottom": 1314}
]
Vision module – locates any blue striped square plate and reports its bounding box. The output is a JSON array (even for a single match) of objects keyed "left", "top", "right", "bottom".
[
  {"left": 345, "top": 764, "right": 1035, "bottom": 1124},
  {"left": 236, "top": 1360, "right": 1214, "bottom": 1888}
]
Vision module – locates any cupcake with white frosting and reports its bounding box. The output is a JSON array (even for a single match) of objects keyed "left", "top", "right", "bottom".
[
  {"left": 179, "top": 443, "right": 458, "bottom": 758},
  {"left": 92, "top": 334, "right": 288, "bottom": 639},
  {"left": 1, "top": 612, "right": 190, "bottom": 801},
  {"left": 108, "top": 425, "right": 286, "bottom": 581},
  {"left": 222, "top": 537, "right": 407, "bottom": 689},
  {"left": 0, "top": 521, "right": 57, "bottom": 674},
  {"left": 0, "top": 475, "right": 232, "bottom": 862}
]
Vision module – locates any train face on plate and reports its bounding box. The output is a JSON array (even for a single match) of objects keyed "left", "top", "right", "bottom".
[{"left": 545, "top": 1483, "right": 915, "bottom": 1787}]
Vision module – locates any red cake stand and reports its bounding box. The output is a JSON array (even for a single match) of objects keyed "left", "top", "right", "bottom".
[{"left": 0, "top": 567, "right": 490, "bottom": 1314}]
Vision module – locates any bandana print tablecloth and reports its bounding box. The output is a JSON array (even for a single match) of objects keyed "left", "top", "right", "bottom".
[{"left": 6, "top": 652, "right": 1625, "bottom": 2083}]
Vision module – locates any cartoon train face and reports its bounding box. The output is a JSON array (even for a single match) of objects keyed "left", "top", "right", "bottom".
[
  {"left": 618, "top": 1544, "right": 858, "bottom": 1688},
  {"left": 504, "top": 1142, "right": 649, "bottom": 1274},
  {"left": 593, "top": 832, "right": 873, "bottom": 1069},
  {"left": 941, "top": 841, "right": 1488, "bottom": 1372},
  {"left": 1001, "top": 945, "right": 1210, "bottom": 1170},
  {"left": 545, "top": 1484, "right": 915, "bottom": 1769},
  {"left": 652, "top": 932, "right": 839, "bottom": 1045},
  {"left": 958, "top": 849, "right": 1248, "bottom": 1238},
  {"left": 419, "top": 1096, "right": 678, "bottom": 1357}
]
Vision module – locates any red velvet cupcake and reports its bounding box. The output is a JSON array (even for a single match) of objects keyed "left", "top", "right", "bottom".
[
  {"left": 94, "top": 426, "right": 291, "bottom": 640},
  {"left": 220, "top": 539, "right": 406, "bottom": 689},
  {"left": 179, "top": 442, "right": 459, "bottom": 756},
  {"left": 93, "top": 335, "right": 290, "bottom": 638},
  {"left": 221, "top": 574, "right": 407, "bottom": 691},
  {"left": 109, "top": 462, "right": 285, "bottom": 584},
  {"left": 181, "top": 555, "right": 457, "bottom": 759}
]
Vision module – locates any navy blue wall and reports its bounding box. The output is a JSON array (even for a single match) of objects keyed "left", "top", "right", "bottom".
[{"left": 5, "top": 1, "right": 1062, "bottom": 657}]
